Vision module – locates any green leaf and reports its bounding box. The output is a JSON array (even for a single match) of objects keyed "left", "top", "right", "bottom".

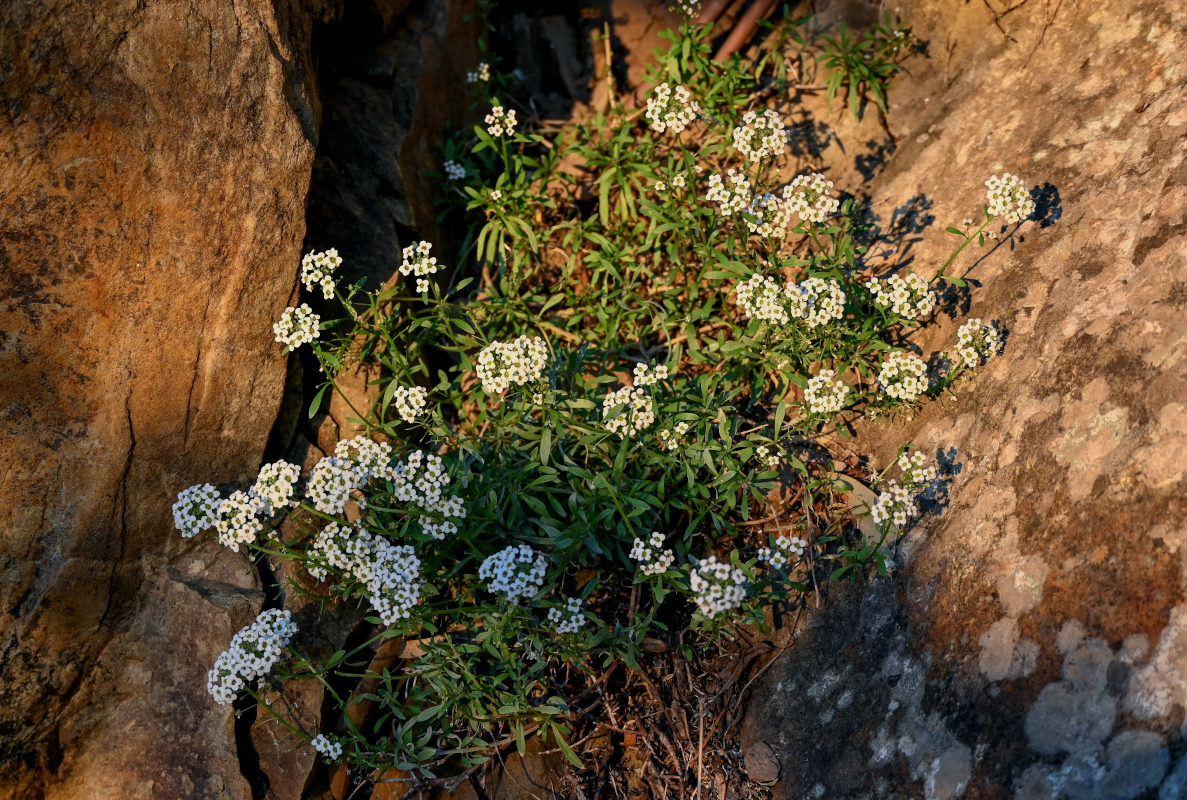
[
  {"left": 308, "top": 384, "right": 329, "bottom": 419},
  {"left": 553, "top": 728, "right": 583, "bottom": 768}
]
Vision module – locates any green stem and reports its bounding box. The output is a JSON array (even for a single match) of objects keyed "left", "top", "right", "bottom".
[{"left": 937, "top": 214, "right": 993, "bottom": 280}]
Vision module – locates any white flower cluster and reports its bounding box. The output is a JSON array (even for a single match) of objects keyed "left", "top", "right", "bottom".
[
  {"left": 300, "top": 249, "right": 341, "bottom": 300},
  {"left": 787, "top": 277, "right": 846, "bottom": 328},
  {"left": 250, "top": 460, "right": 301, "bottom": 516},
  {"left": 654, "top": 172, "right": 688, "bottom": 193},
  {"left": 629, "top": 531, "right": 675, "bottom": 575},
  {"left": 602, "top": 386, "right": 655, "bottom": 437},
  {"left": 657, "top": 420, "right": 690, "bottom": 452},
  {"left": 757, "top": 535, "right": 807, "bottom": 569},
  {"left": 393, "top": 385, "right": 428, "bottom": 423},
  {"left": 307, "top": 523, "right": 423, "bottom": 625},
  {"left": 732, "top": 109, "right": 786, "bottom": 162},
  {"left": 214, "top": 490, "right": 265, "bottom": 552},
  {"left": 466, "top": 62, "right": 491, "bottom": 83},
  {"left": 955, "top": 318, "right": 1000, "bottom": 365},
  {"left": 311, "top": 734, "right": 343, "bottom": 762},
  {"left": 306, "top": 456, "right": 358, "bottom": 515},
  {"left": 484, "top": 104, "right": 517, "bottom": 137},
  {"left": 633, "top": 362, "right": 669, "bottom": 387},
  {"left": 173, "top": 483, "right": 221, "bottom": 538},
  {"left": 400, "top": 240, "right": 440, "bottom": 294},
  {"left": 207, "top": 609, "right": 297, "bottom": 705},
  {"left": 871, "top": 452, "right": 936, "bottom": 529},
  {"left": 476, "top": 336, "right": 549, "bottom": 395},
  {"left": 274, "top": 304, "right": 320, "bottom": 351},
  {"left": 754, "top": 444, "right": 780, "bottom": 469},
  {"left": 869, "top": 271, "right": 935, "bottom": 320},
  {"left": 645, "top": 82, "right": 702, "bottom": 134},
  {"left": 335, "top": 436, "right": 395, "bottom": 483},
  {"left": 870, "top": 482, "right": 917, "bottom": 528},
  {"left": 547, "top": 597, "right": 585, "bottom": 635},
  {"left": 444, "top": 159, "right": 466, "bottom": 180},
  {"left": 669, "top": 0, "right": 702, "bottom": 16},
  {"left": 735, "top": 274, "right": 791, "bottom": 325},
  {"left": 985, "top": 173, "right": 1034, "bottom": 224},
  {"left": 690, "top": 555, "right": 747, "bottom": 617},
  {"left": 877, "top": 351, "right": 929, "bottom": 402},
  {"left": 781, "top": 173, "right": 840, "bottom": 225},
  {"left": 745, "top": 192, "right": 793, "bottom": 238},
  {"left": 390, "top": 450, "right": 467, "bottom": 540},
  {"left": 804, "top": 369, "right": 849, "bottom": 416},
  {"left": 479, "top": 544, "right": 547, "bottom": 604},
  {"left": 897, "top": 450, "right": 937, "bottom": 489},
  {"left": 304, "top": 436, "right": 409, "bottom": 516},
  {"left": 705, "top": 169, "right": 752, "bottom": 217}
]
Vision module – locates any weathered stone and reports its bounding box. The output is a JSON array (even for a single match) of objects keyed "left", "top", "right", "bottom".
[
  {"left": 0, "top": 0, "right": 323, "bottom": 796},
  {"left": 741, "top": 0, "right": 1187, "bottom": 796}
]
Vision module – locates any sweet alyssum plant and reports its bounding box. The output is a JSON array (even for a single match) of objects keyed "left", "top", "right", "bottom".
[{"left": 174, "top": 19, "right": 1034, "bottom": 784}]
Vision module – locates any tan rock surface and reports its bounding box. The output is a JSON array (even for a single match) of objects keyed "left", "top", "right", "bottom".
[
  {"left": 0, "top": 0, "right": 322, "bottom": 796},
  {"left": 741, "top": 1, "right": 1187, "bottom": 798}
]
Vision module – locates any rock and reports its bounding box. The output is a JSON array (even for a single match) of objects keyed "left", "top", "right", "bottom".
[
  {"left": 1024, "top": 681, "right": 1116, "bottom": 757},
  {"left": 1101, "top": 730, "right": 1169, "bottom": 800},
  {"left": 0, "top": 0, "right": 322, "bottom": 796},
  {"left": 745, "top": 740, "right": 781, "bottom": 783},
  {"left": 741, "top": 0, "right": 1187, "bottom": 796}
]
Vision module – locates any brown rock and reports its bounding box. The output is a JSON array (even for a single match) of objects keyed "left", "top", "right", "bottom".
[{"left": 0, "top": 0, "right": 322, "bottom": 796}]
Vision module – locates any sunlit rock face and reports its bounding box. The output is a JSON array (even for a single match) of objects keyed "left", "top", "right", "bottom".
[{"left": 0, "top": 1, "right": 321, "bottom": 796}]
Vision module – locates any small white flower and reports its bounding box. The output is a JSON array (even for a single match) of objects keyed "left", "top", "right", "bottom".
[
  {"left": 400, "top": 241, "right": 441, "bottom": 296},
  {"left": 173, "top": 484, "right": 221, "bottom": 538},
  {"left": 870, "top": 481, "right": 918, "bottom": 528},
  {"left": 804, "top": 369, "right": 850, "bottom": 416},
  {"left": 547, "top": 596, "right": 585, "bottom": 635},
  {"left": 484, "top": 103, "right": 517, "bottom": 137},
  {"left": 444, "top": 159, "right": 466, "bottom": 180},
  {"left": 735, "top": 273, "right": 792, "bottom": 325},
  {"left": 896, "top": 450, "right": 937, "bottom": 489},
  {"left": 985, "top": 173, "right": 1034, "bottom": 224},
  {"left": 207, "top": 609, "right": 297, "bottom": 705},
  {"left": 479, "top": 545, "right": 547, "bottom": 604},
  {"left": 757, "top": 535, "right": 807, "bottom": 569},
  {"left": 305, "top": 456, "right": 358, "bottom": 516},
  {"left": 307, "top": 523, "right": 422, "bottom": 625},
  {"left": 787, "top": 277, "right": 846, "bottom": 328},
  {"left": 602, "top": 386, "right": 655, "bottom": 437},
  {"left": 955, "top": 318, "right": 1000, "bottom": 365},
  {"left": 273, "top": 304, "right": 321, "bottom": 351},
  {"left": 392, "top": 385, "right": 428, "bottom": 423},
  {"left": 689, "top": 554, "right": 747, "bottom": 617},
  {"left": 629, "top": 531, "right": 675, "bottom": 575},
  {"left": 632, "top": 362, "right": 669, "bottom": 387},
  {"left": 645, "top": 83, "right": 702, "bottom": 134},
  {"left": 250, "top": 460, "right": 301, "bottom": 515},
  {"left": 311, "top": 734, "right": 344, "bottom": 762},
  {"left": 868, "top": 271, "right": 935, "bottom": 320},
  {"left": 213, "top": 490, "right": 265, "bottom": 552},
  {"left": 705, "top": 168, "right": 752, "bottom": 217},
  {"left": 781, "top": 172, "right": 839, "bottom": 224},
  {"left": 300, "top": 249, "right": 342, "bottom": 300},
  {"left": 877, "top": 351, "right": 929, "bottom": 402},
  {"left": 476, "top": 336, "right": 549, "bottom": 396},
  {"left": 732, "top": 109, "right": 786, "bottom": 162},
  {"left": 466, "top": 61, "right": 491, "bottom": 84}
]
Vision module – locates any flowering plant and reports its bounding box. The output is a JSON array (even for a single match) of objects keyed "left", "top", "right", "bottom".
[{"left": 176, "top": 18, "right": 1033, "bottom": 791}]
